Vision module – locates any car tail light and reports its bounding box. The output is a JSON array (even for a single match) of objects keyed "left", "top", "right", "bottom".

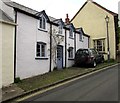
[{"left": 87, "top": 56, "right": 94, "bottom": 61}]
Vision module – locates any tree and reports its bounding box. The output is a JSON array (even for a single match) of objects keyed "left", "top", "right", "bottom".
[{"left": 51, "top": 29, "right": 64, "bottom": 69}]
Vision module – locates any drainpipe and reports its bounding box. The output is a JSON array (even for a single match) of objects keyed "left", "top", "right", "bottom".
[
  {"left": 65, "top": 29, "right": 67, "bottom": 68},
  {"left": 74, "top": 32, "right": 76, "bottom": 56},
  {"left": 14, "top": 10, "right": 17, "bottom": 82},
  {"left": 49, "top": 23, "right": 52, "bottom": 72}
]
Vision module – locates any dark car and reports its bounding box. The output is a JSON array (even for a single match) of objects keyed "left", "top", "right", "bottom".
[{"left": 75, "top": 48, "right": 104, "bottom": 67}]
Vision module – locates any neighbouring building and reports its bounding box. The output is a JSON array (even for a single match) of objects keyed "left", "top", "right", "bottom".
[
  {"left": 71, "top": 0, "right": 118, "bottom": 60},
  {"left": 5, "top": 1, "right": 90, "bottom": 80},
  {"left": 0, "top": 0, "right": 15, "bottom": 87}
]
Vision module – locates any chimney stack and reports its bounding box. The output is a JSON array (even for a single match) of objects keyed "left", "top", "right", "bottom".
[{"left": 65, "top": 14, "right": 70, "bottom": 24}]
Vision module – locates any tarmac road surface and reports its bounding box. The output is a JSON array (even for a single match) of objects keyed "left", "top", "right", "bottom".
[{"left": 24, "top": 64, "right": 119, "bottom": 102}]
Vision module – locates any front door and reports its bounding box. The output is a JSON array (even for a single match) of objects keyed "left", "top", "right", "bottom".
[{"left": 57, "top": 45, "right": 63, "bottom": 69}]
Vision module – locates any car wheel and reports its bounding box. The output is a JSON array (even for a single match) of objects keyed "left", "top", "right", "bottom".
[{"left": 93, "top": 60, "right": 97, "bottom": 67}]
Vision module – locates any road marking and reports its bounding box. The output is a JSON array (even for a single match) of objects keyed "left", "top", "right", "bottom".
[{"left": 16, "top": 63, "right": 119, "bottom": 102}]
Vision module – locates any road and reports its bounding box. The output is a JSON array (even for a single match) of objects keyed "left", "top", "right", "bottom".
[{"left": 24, "top": 65, "right": 119, "bottom": 101}]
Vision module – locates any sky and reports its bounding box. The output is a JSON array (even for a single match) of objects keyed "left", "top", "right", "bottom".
[{"left": 10, "top": 0, "right": 119, "bottom": 21}]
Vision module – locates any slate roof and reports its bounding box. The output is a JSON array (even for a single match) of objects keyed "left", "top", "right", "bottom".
[
  {"left": 5, "top": 1, "right": 38, "bottom": 15},
  {"left": 4, "top": 1, "right": 57, "bottom": 21},
  {"left": 4, "top": 0, "right": 90, "bottom": 37}
]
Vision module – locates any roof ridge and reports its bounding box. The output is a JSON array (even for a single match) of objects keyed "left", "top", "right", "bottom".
[
  {"left": 92, "top": 1, "right": 117, "bottom": 16},
  {"left": 5, "top": 1, "right": 38, "bottom": 14}
]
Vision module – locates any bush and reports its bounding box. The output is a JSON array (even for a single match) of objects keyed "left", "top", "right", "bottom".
[
  {"left": 53, "top": 67, "right": 57, "bottom": 71},
  {"left": 104, "top": 59, "right": 115, "bottom": 63},
  {"left": 14, "top": 77, "right": 21, "bottom": 83}
]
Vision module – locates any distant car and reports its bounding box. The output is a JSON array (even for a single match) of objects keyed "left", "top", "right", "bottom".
[{"left": 75, "top": 48, "right": 104, "bottom": 67}]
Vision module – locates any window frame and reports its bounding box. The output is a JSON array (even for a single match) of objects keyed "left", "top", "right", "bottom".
[
  {"left": 68, "top": 47, "right": 74, "bottom": 59},
  {"left": 93, "top": 39, "right": 105, "bottom": 53},
  {"left": 69, "top": 28, "right": 74, "bottom": 39},
  {"left": 58, "top": 25, "right": 63, "bottom": 34},
  {"left": 38, "top": 16, "right": 47, "bottom": 31},
  {"left": 36, "top": 42, "right": 47, "bottom": 59},
  {"left": 79, "top": 32, "right": 83, "bottom": 41}
]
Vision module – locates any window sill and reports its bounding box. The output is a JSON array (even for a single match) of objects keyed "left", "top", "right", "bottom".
[
  {"left": 69, "top": 37, "right": 74, "bottom": 39},
  {"left": 35, "top": 57, "right": 49, "bottom": 60},
  {"left": 68, "top": 58, "right": 74, "bottom": 60},
  {"left": 38, "top": 28, "right": 48, "bottom": 32}
]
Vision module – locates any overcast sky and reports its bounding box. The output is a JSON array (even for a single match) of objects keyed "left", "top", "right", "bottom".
[{"left": 11, "top": 0, "right": 119, "bottom": 21}]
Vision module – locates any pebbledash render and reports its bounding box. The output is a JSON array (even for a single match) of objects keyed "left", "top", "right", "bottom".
[{"left": 4, "top": 1, "right": 90, "bottom": 80}]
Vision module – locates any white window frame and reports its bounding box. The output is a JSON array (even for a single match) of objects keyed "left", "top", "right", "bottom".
[
  {"left": 69, "top": 29, "right": 73, "bottom": 38},
  {"left": 58, "top": 25, "right": 63, "bottom": 34},
  {"left": 36, "top": 42, "right": 47, "bottom": 58},
  {"left": 93, "top": 39, "right": 105, "bottom": 53},
  {"left": 68, "top": 47, "right": 74, "bottom": 59},
  {"left": 79, "top": 32, "right": 83, "bottom": 41},
  {"left": 38, "top": 15, "right": 47, "bottom": 31}
]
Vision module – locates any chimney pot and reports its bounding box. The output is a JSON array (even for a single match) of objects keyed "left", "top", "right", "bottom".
[{"left": 65, "top": 13, "right": 70, "bottom": 24}]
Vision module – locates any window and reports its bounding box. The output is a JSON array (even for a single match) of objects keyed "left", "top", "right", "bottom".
[
  {"left": 69, "top": 29, "right": 73, "bottom": 38},
  {"left": 39, "top": 16, "right": 46, "bottom": 30},
  {"left": 68, "top": 47, "right": 74, "bottom": 58},
  {"left": 58, "top": 25, "right": 63, "bottom": 34},
  {"left": 36, "top": 42, "right": 46, "bottom": 57},
  {"left": 93, "top": 39, "right": 105, "bottom": 52},
  {"left": 79, "top": 32, "right": 82, "bottom": 41}
]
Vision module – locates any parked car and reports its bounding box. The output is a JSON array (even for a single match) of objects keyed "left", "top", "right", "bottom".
[{"left": 75, "top": 48, "right": 104, "bottom": 67}]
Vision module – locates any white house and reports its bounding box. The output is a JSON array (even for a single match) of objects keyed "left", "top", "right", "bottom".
[{"left": 5, "top": 1, "right": 90, "bottom": 80}]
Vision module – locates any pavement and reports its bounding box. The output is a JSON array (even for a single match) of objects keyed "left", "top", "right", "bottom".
[
  {"left": 1, "top": 62, "right": 119, "bottom": 102},
  {"left": 2, "top": 84, "right": 24, "bottom": 102}
]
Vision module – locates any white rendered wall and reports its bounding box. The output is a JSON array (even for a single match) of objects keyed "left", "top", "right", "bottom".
[
  {"left": 76, "top": 34, "right": 89, "bottom": 50},
  {"left": 66, "top": 30, "right": 75, "bottom": 67},
  {"left": 16, "top": 12, "right": 50, "bottom": 79}
]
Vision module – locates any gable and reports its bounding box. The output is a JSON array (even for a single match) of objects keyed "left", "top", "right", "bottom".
[
  {"left": 71, "top": 1, "right": 117, "bottom": 22},
  {"left": 35, "top": 10, "right": 50, "bottom": 22}
]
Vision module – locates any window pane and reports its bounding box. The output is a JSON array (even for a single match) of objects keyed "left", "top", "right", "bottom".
[
  {"left": 69, "top": 29, "right": 73, "bottom": 37},
  {"left": 36, "top": 43, "right": 40, "bottom": 57},
  {"left": 36, "top": 42, "right": 46, "bottom": 57},
  {"left": 37, "top": 52, "right": 40, "bottom": 57},
  {"left": 39, "top": 17, "right": 42, "bottom": 28},
  {"left": 43, "top": 17, "right": 46, "bottom": 29},
  {"left": 68, "top": 47, "right": 73, "bottom": 58},
  {"left": 93, "top": 39, "right": 105, "bottom": 52},
  {"left": 59, "top": 26, "right": 62, "bottom": 34},
  {"left": 41, "top": 44, "right": 45, "bottom": 57},
  {"left": 79, "top": 33, "right": 82, "bottom": 41}
]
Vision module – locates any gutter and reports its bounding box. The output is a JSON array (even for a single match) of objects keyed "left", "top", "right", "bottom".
[{"left": 0, "top": 20, "right": 17, "bottom": 26}]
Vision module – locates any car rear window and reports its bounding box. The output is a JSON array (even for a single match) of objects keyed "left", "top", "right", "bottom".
[
  {"left": 76, "top": 50, "right": 83, "bottom": 55},
  {"left": 76, "top": 49, "right": 89, "bottom": 56}
]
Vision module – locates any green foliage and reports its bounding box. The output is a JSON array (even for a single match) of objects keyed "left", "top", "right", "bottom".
[
  {"left": 53, "top": 67, "right": 57, "bottom": 71},
  {"left": 15, "top": 77, "right": 21, "bottom": 83},
  {"left": 117, "top": 27, "right": 120, "bottom": 42}
]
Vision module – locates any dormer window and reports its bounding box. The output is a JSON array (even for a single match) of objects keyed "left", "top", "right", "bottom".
[
  {"left": 79, "top": 32, "right": 82, "bottom": 41},
  {"left": 69, "top": 29, "right": 73, "bottom": 38},
  {"left": 39, "top": 16, "right": 46, "bottom": 30},
  {"left": 58, "top": 25, "right": 63, "bottom": 34}
]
